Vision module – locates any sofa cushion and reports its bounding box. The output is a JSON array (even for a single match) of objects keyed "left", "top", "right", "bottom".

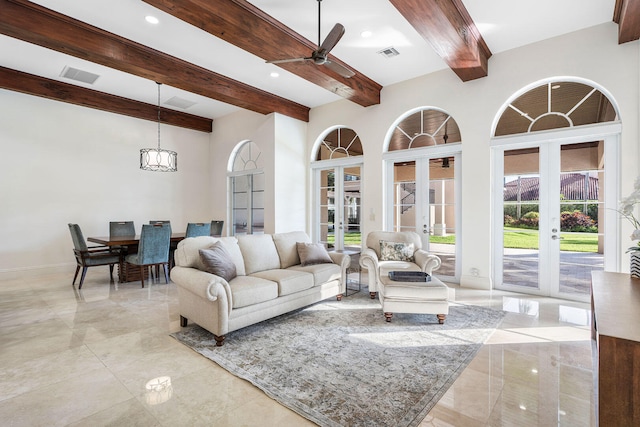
[
  {"left": 272, "top": 231, "right": 311, "bottom": 268},
  {"left": 289, "top": 263, "right": 341, "bottom": 286},
  {"left": 199, "top": 242, "right": 237, "bottom": 282},
  {"left": 251, "top": 269, "right": 314, "bottom": 296},
  {"left": 238, "top": 234, "right": 281, "bottom": 274},
  {"left": 380, "top": 240, "right": 415, "bottom": 262},
  {"left": 175, "top": 236, "right": 246, "bottom": 276},
  {"left": 296, "top": 242, "right": 333, "bottom": 266},
  {"left": 229, "top": 276, "right": 278, "bottom": 308}
]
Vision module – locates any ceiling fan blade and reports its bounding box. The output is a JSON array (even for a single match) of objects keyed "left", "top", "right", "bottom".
[
  {"left": 324, "top": 59, "right": 355, "bottom": 79},
  {"left": 317, "top": 23, "right": 345, "bottom": 56},
  {"left": 266, "top": 57, "right": 311, "bottom": 64}
]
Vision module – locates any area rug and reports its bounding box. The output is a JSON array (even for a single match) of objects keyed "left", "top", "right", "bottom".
[{"left": 171, "top": 290, "right": 505, "bottom": 427}]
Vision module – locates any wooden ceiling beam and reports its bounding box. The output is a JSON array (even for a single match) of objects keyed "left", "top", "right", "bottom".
[
  {"left": 614, "top": 0, "right": 640, "bottom": 43},
  {"left": 0, "top": 0, "right": 309, "bottom": 122},
  {"left": 389, "top": 0, "right": 492, "bottom": 82},
  {"left": 142, "top": 0, "right": 382, "bottom": 107},
  {"left": 0, "top": 66, "right": 213, "bottom": 132}
]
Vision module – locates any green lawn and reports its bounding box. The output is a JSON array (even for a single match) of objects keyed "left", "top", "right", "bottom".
[
  {"left": 503, "top": 227, "right": 598, "bottom": 252},
  {"left": 327, "top": 228, "right": 598, "bottom": 253}
]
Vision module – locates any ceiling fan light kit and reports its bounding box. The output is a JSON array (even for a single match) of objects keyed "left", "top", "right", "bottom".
[{"left": 266, "top": 0, "right": 355, "bottom": 79}]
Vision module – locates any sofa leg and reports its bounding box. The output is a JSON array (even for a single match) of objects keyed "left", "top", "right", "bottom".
[
  {"left": 437, "top": 314, "right": 446, "bottom": 324},
  {"left": 180, "top": 315, "right": 188, "bottom": 327},
  {"left": 384, "top": 312, "right": 393, "bottom": 322},
  {"left": 336, "top": 294, "right": 343, "bottom": 301},
  {"left": 214, "top": 335, "right": 225, "bottom": 347},
  {"left": 370, "top": 292, "right": 377, "bottom": 299}
]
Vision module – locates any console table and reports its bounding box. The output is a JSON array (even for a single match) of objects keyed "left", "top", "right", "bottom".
[{"left": 591, "top": 271, "right": 640, "bottom": 426}]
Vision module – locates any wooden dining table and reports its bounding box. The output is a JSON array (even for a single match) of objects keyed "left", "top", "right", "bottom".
[{"left": 88, "top": 233, "right": 186, "bottom": 282}]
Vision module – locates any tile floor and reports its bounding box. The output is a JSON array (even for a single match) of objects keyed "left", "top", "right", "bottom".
[{"left": 0, "top": 269, "right": 595, "bottom": 426}]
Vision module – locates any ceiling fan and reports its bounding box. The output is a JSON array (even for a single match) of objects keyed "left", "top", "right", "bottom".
[{"left": 265, "top": 0, "right": 355, "bottom": 79}]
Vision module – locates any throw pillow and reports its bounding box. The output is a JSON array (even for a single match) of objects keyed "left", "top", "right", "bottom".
[
  {"left": 379, "top": 240, "right": 415, "bottom": 262},
  {"left": 199, "top": 242, "right": 237, "bottom": 282},
  {"left": 296, "top": 242, "right": 333, "bottom": 267}
]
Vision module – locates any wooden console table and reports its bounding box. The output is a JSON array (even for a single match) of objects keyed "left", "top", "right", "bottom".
[{"left": 591, "top": 271, "right": 640, "bottom": 426}]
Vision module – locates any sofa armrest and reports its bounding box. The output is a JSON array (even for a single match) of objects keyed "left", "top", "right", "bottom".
[
  {"left": 414, "top": 250, "right": 442, "bottom": 274},
  {"left": 328, "top": 251, "right": 351, "bottom": 293},
  {"left": 170, "top": 266, "right": 233, "bottom": 315}
]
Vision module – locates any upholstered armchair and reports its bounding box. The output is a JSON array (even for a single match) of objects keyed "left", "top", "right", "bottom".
[{"left": 359, "top": 231, "right": 441, "bottom": 298}]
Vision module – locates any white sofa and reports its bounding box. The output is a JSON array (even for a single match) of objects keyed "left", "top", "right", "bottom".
[
  {"left": 171, "top": 231, "right": 350, "bottom": 346},
  {"left": 359, "top": 231, "right": 442, "bottom": 297}
]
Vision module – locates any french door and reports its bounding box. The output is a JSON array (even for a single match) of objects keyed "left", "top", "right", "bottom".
[
  {"left": 385, "top": 152, "right": 460, "bottom": 281},
  {"left": 492, "top": 129, "right": 619, "bottom": 302},
  {"left": 315, "top": 162, "right": 362, "bottom": 251}
]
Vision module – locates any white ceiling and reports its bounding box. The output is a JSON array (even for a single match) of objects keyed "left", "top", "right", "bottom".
[{"left": 1, "top": 0, "right": 615, "bottom": 120}]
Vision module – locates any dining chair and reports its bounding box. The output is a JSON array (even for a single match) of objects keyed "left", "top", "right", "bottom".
[
  {"left": 68, "top": 223, "right": 122, "bottom": 289},
  {"left": 125, "top": 223, "right": 171, "bottom": 288},
  {"left": 109, "top": 221, "right": 135, "bottom": 237},
  {"left": 186, "top": 222, "right": 211, "bottom": 238},
  {"left": 211, "top": 220, "right": 224, "bottom": 237},
  {"left": 149, "top": 220, "right": 171, "bottom": 231}
]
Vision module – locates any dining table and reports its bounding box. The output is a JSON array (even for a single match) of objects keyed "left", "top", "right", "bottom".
[{"left": 88, "top": 233, "right": 186, "bottom": 283}]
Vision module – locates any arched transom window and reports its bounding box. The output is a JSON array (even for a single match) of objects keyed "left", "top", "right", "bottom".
[
  {"left": 389, "top": 109, "right": 461, "bottom": 151},
  {"left": 316, "top": 127, "right": 363, "bottom": 160},
  {"left": 495, "top": 80, "right": 618, "bottom": 137}
]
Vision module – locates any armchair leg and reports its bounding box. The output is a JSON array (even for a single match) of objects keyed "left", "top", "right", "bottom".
[
  {"left": 370, "top": 292, "right": 377, "bottom": 299},
  {"left": 109, "top": 265, "right": 114, "bottom": 283},
  {"left": 140, "top": 265, "right": 145, "bottom": 288}
]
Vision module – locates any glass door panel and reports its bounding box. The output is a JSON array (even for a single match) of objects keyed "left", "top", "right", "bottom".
[
  {"left": 502, "top": 148, "right": 541, "bottom": 290},
  {"left": 429, "top": 157, "right": 456, "bottom": 277},
  {"left": 392, "top": 161, "right": 417, "bottom": 233},
  {"left": 557, "top": 144, "right": 604, "bottom": 297},
  {"left": 319, "top": 169, "right": 336, "bottom": 249},
  {"left": 232, "top": 175, "right": 249, "bottom": 235},
  {"left": 343, "top": 166, "right": 361, "bottom": 251}
]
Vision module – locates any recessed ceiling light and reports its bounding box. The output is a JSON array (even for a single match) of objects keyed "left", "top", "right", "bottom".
[
  {"left": 145, "top": 16, "right": 159, "bottom": 24},
  {"left": 360, "top": 30, "right": 373, "bottom": 38},
  {"left": 270, "top": 72, "right": 279, "bottom": 78}
]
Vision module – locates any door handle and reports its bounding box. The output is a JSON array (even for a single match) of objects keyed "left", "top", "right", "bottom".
[{"left": 551, "top": 235, "right": 563, "bottom": 240}]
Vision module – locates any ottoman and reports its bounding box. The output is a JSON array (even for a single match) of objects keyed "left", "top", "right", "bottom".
[{"left": 378, "top": 273, "right": 449, "bottom": 323}]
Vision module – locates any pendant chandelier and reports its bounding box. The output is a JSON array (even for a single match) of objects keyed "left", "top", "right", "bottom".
[{"left": 140, "top": 82, "right": 177, "bottom": 172}]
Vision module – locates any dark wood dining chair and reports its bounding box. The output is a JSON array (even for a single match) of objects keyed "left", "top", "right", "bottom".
[
  {"left": 124, "top": 223, "right": 171, "bottom": 288},
  {"left": 68, "top": 223, "right": 121, "bottom": 289}
]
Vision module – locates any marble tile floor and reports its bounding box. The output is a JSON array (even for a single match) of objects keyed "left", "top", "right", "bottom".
[{"left": 0, "top": 269, "right": 595, "bottom": 426}]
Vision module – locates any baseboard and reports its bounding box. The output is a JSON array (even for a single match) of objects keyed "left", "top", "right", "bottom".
[{"left": 459, "top": 274, "right": 492, "bottom": 290}]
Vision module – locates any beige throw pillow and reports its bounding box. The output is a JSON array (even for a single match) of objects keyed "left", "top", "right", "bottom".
[
  {"left": 296, "top": 242, "right": 333, "bottom": 267},
  {"left": 199, "top": 242, "right": 237, "bottom": 282}
]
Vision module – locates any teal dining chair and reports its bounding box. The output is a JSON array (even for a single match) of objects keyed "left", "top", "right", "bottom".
[
  {"left": 210, "top": 220, "right": 224, "bottom": 237},
  {"left": 186, "top": 222, "right": 211, "bottom": 238},
  {"left": 109, "top": 221, "right": 135, "bottom": 237},
  {"left": 68, "top": 223, "right": 122, "bottom": 289},
  {"left": 125, "top": 223, "right": 171, "bottom": 288}
]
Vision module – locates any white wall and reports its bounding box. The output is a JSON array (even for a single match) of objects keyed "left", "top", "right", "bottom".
[
  {"left": 209, "top": 111, "right": 308, "bottom": 234},
  {"left": 0, "top": 91, "right": 211, "bottom": 276},
  {"left": 308, "top": 22, "right": 640, "bottom": 289}
]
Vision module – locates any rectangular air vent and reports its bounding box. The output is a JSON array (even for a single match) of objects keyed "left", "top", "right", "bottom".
[
  {"left": 60, "top": 66, "right": 100, "bottom": 84},
  {"left": 165, "top": 96, "right": 197, "bottom": 110},
  {"left": 377, "top": 47, "right": 400, "bottom": 58}
]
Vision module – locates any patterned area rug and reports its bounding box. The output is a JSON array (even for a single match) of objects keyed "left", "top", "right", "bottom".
[{"left": 171, "top": 290, "right": 505, "bottom": 427}]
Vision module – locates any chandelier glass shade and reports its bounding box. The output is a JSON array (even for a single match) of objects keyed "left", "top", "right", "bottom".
[{"left": 140, "top": 82, "right": 177, "bottom": 172}]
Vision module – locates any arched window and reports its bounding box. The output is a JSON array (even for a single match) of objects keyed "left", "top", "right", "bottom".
[
  {"left": 312, "top": 127, "right": 363, "bottom": 251},
  {"left": 494, "top": 80, "right": 617, "bottom": 137},
  {"left": 384, "top": 107, "right": 462, "bottom": 281},
  {"left": 229, "top": 141, "right": 264, "bottom": 235}
]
